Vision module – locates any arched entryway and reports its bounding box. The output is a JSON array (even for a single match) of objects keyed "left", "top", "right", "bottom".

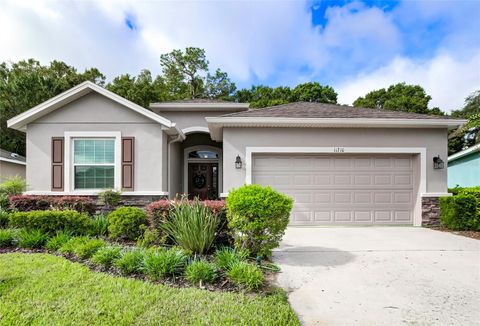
[{"left": 183, "top": 145, "right": 222, "bottom": 199}]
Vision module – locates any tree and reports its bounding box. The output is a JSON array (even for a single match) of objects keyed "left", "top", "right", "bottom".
[
  {"left": 232, "top": 82, "right": 337, "bottom": 108},
  {"left": 159, "top": 47, "right": 235, "bottom": 99},
  {"left": 292, "top": 82, "right": 337, "bottom": 104},
  {"left": 205, "top": 69, "right": 237, "bottom": 100},
  {"left": 353, "top": 83, "right": 443, "bottom": 115},
  {"left": 107, "top": 70, "right": 167, "bottom": 108},
  {"left": 448, "top": 91, "right": 480, "bottom": 155},
  {"left": 451, "top": 90, "right": 480, "bottom": 118},
  {"left": 0, "top": 59, "right": 105, "bottom": 156}
]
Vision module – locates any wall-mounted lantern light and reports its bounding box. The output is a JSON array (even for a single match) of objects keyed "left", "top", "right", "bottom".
[
  {"left": 433, "top": 155, "right": 445, "bottom": 169},
  {"left": 235, "top": 155, "right": 242, "bottom": 169}
]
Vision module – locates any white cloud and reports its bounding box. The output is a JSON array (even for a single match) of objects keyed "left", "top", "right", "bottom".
[
  {"left": 336, "top": 50, "right": 480, "bottom": 112},
  {"left": 0, "top": 0, "right": 478, "bottom": 111}
]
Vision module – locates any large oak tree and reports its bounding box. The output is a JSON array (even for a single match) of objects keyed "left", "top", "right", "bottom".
[{"left": 0, "top": 59, "right": 105, "bottom": 155}]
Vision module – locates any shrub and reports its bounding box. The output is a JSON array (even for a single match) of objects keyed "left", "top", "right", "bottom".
[
  {"left": 91, "top": 246, "right": 122, "bottom": 268},
  {"left": 9, "top": 195, "right": 51, "bottom": 211},
  {"left": 54, "top": 196, "right": 96, "bottom": 214},
  {"left": 0, "top": 194, "right": 9, "bottom": 211},
  {"left": 98, "top": 189, "right": 122, "bottom": 209},
  {"left": 145, "top": 199, "right": 171, "bottom": 230},
  {"left": 0, "top": 176, "right": 27, "bottom": 196},
  {"left": 226, "top": 184, "right": 293, "bottom": 258},
  {"left": 8, "top": 195, "right": 95, "bottom": 214},
  {"left": 114, "top": 249, "right": 145, "bottom": 275},
  {"left": 59, "top": 236, "right": 90, "bottom": 254},
  {"left": 440, "top": 194, "right": 479, "bottom": 230},
  {"left": 73, "top": 238, "right": 106, "bottom": 259},
  {"left": 108, "top": 207, "right": 147, "bottom": 240},
  {"left": 0, "top": 229, "right": 16, "bottom": 247},
  {"left": 89, "top": 214, "right": 109, "bottom": 237},
  {"left": 227, "top": 261, "right": 264, "bottom": 291},
  {"left": 9, "top": 210, "right": 91, "bottom": 235},
  {"left": 185, "top": 260, "right": 217, "bottom": 285},
  {"left": 137, "top": 228, "right": 165, "bottom": 248},
  {"left": 142, "top": 248, "right": 188, "bottom": 280},
  {"left": 45, "top": 231, "right": 72, "bottom": 251},
  {"left": 214, "top": 247, "right": 248, "bottom": 271},
  {"left": 161, "top": 199, "right": 219, "bottom": 254},
  {"left": 0, "top": 210, "right": 9, "bottom": 228},
  {"left": 17, "top": 229, "right": 48, "bottom": 249}
]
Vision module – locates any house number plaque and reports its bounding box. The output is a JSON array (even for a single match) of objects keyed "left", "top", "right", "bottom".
[{"left": 333, "top": 147, "right": 345, "bottom": 153}]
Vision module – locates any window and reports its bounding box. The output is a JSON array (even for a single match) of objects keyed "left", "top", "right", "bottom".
[
  {"left": 188, "top": 150, "right": 218, "bottom": 159},
  {"left": 73, "top": 139, "right": 115, "bottom": 189}
]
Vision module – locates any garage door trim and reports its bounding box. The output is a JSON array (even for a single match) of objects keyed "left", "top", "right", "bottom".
[{"left": 245, "top": 147, "right": 426, "bottom": 226}]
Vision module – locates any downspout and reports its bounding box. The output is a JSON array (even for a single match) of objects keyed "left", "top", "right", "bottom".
[{"left": 167, "top": 127, "right": 185, "bottom": 199}]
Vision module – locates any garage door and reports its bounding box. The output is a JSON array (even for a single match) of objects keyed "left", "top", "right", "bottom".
[{"left": 252, "top": 154, "right": 415, "bottom": 225}]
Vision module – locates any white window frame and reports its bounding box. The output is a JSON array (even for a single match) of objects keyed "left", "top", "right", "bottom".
[{"left": 64, "top": 131, "right": 122, "bottom": 194}]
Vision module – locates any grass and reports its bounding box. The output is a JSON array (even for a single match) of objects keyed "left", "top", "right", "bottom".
[{"left": 0, "top": 253, "right": 299, "bottom": 325}]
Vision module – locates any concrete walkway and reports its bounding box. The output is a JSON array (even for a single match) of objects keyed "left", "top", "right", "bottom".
[{"left": 273, "top": 227, "right": 480, "bottom": 325}]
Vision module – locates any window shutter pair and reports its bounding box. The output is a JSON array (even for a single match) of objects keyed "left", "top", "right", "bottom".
[{"left": 51, "top": 137, "right": 135, "bottom": 191}]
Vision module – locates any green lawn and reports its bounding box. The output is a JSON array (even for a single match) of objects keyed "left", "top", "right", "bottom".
[{"left": 0, "top": 253, "right": 299, "bottom": 325}]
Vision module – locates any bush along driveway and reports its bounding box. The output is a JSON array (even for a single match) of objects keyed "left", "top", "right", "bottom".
[{"left": 273, "top": 227, "right": 480, "bottom": 325}]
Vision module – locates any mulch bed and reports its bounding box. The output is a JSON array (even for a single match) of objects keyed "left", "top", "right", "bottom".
[
  {"left": 430, "top": 227, "right": 480, "bottom": 240},
  {"left": 0, "top": 247, "right": 277, "bottom": 295}
]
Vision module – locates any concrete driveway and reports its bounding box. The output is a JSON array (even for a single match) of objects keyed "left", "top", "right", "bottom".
[{"left": 273, "top": 227, "right": 480, "bottom": 325}]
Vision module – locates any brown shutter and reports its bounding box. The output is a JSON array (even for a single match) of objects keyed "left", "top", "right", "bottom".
[
  {"left": 51, "top": 137, "right": 64, "bottom": 191},
  {"left": 122, "top": 137, "right": 134, "bottom": 191}
]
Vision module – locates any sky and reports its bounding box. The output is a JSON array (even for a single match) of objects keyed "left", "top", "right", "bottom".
[{"left": 1, "top": 0, "right": 479, "bottom": 112}]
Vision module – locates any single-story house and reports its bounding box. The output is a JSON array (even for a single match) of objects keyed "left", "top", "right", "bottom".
[
  {"left": 0, "top": 148, "right": 26, "bottom": 183},
  {"left": 448, "top": 144, "right": 480, "bottom": 188},
  {"left": 7, "top": 81, "right": 466, "bottom": 226}
]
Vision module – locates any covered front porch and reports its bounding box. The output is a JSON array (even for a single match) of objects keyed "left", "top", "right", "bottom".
[{"left": 168, "top": 131, "right": 223, "bottom": 199}]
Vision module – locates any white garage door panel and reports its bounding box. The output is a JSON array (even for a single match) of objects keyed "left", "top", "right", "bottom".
[{"left": 252, "top": 154, "right": 414, "bottom": 225}]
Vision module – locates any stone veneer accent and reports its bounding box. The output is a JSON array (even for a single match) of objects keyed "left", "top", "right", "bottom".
[
  {"left": 94, "top": 195, "right": 167, "bottom": 213},
  {"left": 422, "top": 196, "right": 441, "bottom": 226},
  {"left": 116, "top": 195, "right": 167, "bottom": 208}
]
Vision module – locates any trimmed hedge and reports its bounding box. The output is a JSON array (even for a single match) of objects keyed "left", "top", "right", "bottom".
[
  {"left": 108, "top": 207, "right": 147, "bottom": 240},
  {"left": 145, "top": 199, "right": 226, "bottom": 228},
  {"left": 9, "top": 210, "right": 91, "bottom": 235},
  {"left": 9, "top": 195, "right": 96, "bottom": 214},
  {"left": 227, "top": 184, "right": 293, "bottom": 258},
  {"left": 439, "top": 194, "right": 479, "bottom": 231}
]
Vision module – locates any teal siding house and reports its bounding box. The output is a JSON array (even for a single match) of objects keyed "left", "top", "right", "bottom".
[{"left": 448, "top": 144, "right": 480, "bottom": 188}]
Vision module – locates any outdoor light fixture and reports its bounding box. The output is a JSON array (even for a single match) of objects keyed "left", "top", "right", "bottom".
[
  {"left": 433, "top": 155, "right": 445, "bottom": 169},
  {"left": 235, "top": 155, "right": 242, "bottom": 169}
]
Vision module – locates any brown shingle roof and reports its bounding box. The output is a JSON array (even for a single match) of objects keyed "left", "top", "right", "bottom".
[{"left": 221, "top": 102, "right": 454, "bottom": 120}]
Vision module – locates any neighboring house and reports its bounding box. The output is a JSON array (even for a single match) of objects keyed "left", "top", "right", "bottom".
[
  {"left": 7, "top": 81, "right": 466, "bottom": 226},
  {"left": 448, "top": 144, "right": 480, "bottom": 188},
  {"left": 0, "top": 148, "right": 26, "bottom": 183}
]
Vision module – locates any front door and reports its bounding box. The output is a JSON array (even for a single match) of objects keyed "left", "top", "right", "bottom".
[{"left": 188, "top": 162, "right": 218, "bottom": 200}]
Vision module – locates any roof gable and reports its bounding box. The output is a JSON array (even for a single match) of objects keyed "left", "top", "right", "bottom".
[{"left": 7, "top": 81, "right": 174, "bottom": 132}]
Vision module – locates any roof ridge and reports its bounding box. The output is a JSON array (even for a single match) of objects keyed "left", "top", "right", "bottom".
[{"left": 219, "top": 101, "right": 457, "bottom": 120}]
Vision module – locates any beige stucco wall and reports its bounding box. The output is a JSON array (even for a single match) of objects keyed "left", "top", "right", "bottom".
[
  {"left": 157, "top": 110, "right": 238, "bottom": 131},
  {"left": 0, "top": 161, "right": 26, "bottom": 183},
  {"left": 222, "top": 127, "right": 448, "bottom": 194},
  {"left": 26, "top": 92, "right": 167, "bottom": 193},
  {"left": 168, "top": 141, "right": 183, "bottom": 198}
]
